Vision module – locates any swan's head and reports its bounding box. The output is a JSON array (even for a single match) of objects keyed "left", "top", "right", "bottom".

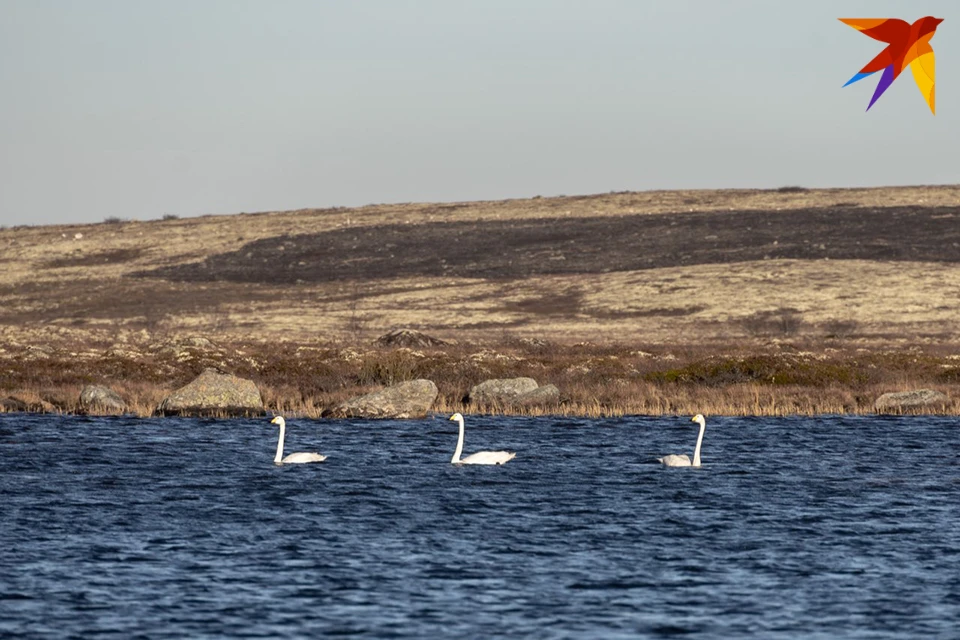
[
  {"left": 270, "top": 415, "right": 285, "bottom": 427},
  {"left": 449, "top": 412, "right": 463, "bottom": 422},
  {"left": 691, "top": 414, "right": 705, "bottom": 425}
]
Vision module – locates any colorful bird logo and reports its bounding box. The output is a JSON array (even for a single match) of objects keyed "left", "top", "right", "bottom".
[{"left": 840, "top": 16, "right": 943, "bottom": 114}]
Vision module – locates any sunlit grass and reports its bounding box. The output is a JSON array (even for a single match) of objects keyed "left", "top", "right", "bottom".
[{"left": 2, "top": 338, "right": 958, "bottom": 417}]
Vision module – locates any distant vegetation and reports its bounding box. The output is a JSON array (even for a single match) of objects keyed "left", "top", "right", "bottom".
[
  {"left": 740, "top": 308, "right": 805, "bottom": 337},
  {"left": 1, "top": 338, "right": 958, "bottom": 417}
]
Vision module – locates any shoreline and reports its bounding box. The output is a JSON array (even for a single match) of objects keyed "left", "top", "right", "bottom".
[{"left": 2, "top": 337, "right": 957, "bottom": 418}]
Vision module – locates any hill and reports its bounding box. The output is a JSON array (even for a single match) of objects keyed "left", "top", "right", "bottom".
[
  {"left": 2, "top": 184, "right": 960, "bottom": 346},
  {"left": 2, "top": 184, "right": 960, "bottom": 416}
]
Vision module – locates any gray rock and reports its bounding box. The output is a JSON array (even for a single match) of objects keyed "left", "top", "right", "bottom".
[
  {"left": 468, "top": 377, "right": 540, "bottom": 406},
  {"left": 875, "top": 389, "right": 948, "bottom": 413},
  {"left": 0, "top": 396, "right": 30, "bottom": 412},
  {"left": 155, "top": 368, "right": 264, "bottom": 417},
  {"left": 0, "top": 396, "right": 51, "bottom": 413},
  {"left": 375, "top": 329, "right": 449, "bottom": 348},
  {"left": 79, "top": 385, "right": 127, "bottom": 414},
  {"left": 326, "top": 379, "right": 439, "bottom": 419},
  {"left": 514, "top": 384, "right": 561, "bottom": 407},
  {"left": 179, "top": 336, "right": 215, "bottom": 349}
]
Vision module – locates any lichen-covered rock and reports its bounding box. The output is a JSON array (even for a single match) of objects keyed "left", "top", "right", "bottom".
[
  {"left": 874, "top": 389, "right": 948, "bottom": 413},
  {"left": 467, "top": 378, "right": 561, "bottom": 409},
  {"left": 326, "top": 379, "right": 438, "bottom": 419},
  {"left": 468, "top": 377, "right": 540, "bottom": 405},
  {"left": 514, "top": 383, "right": 561, "bottom": 407},
  {"left": 79, "top": 385, "right": 127, "bottom": 414},
  {"left": 155, "top": 368, "right": 264, "bottom": 417}
]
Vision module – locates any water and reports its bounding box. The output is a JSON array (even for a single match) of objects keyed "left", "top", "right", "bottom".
[{"left": 1, "top": 413, "right": 959, "bottom": 638}]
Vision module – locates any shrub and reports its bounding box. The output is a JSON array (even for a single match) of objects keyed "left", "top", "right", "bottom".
[
  {"left": 822, "top": 319, "right": 859, "bottom": 339},
  {"left": 357, "top": 350, "right": 425, "bottom": 386},
  {"left": 741, "top": 308, "right": 804, "bottom": 337}
]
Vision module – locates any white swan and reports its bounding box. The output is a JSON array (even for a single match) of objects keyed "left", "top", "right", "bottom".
[
  {"left": 271, "top": 416, "right": 327, "bottom": 464},
  {"left": 658, "top": 414, "right": 706, "bottom": 467},
  {"left": 449, "top": 412, "right": 516, "bottom": 465}
]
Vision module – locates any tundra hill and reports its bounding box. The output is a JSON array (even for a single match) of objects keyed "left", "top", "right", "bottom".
[{"left": 2, "top": 185, "right": 960, "bottom": 347}]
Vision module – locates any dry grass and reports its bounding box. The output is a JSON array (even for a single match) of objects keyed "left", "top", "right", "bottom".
[
  {"left": 1, "top": 184, "right": 960, "bottom": 346},
  {"left": 2, "top": 338, "right": 960, "bottom": 417},
  {"left": 2, "top": 184, "right": 960, "bottom": 417}
]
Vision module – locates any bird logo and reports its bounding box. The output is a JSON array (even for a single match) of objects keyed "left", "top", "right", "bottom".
[{"left": 840, "top": 16, "right": 943, "bottom": 114}]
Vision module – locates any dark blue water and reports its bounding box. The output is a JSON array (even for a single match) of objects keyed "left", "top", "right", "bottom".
[{"left": 2, "top": 413, "right": 959, "bottom": 638}]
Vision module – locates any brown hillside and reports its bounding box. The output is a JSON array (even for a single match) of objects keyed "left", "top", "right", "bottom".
[{"left": 2, "top": 185, "right": 960, "bottom": 346}]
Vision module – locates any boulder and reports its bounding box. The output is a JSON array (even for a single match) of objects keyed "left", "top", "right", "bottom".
[
  {"left": 79, "top": 385, "right": 127, "bottom": 414},
  {"left": 325, "top": 379, "right": 438, "bottom": 419},
  {"left": 155, "top": 368, "right": 264, "bottom": 417},
  {"left": 514, "top": 383, "right": 561, "bottom": 407},
  {"left": 0, "top": 396, "right": 30, "bottom": 413},
  {"left": 875, "top": 389, "right": 948, "bottom": 413},
  {"left": 467, "top": 378, "right": 561, "bottom": 409},
  {"left": 0, "top": 396, "right": 51, "bottom": 413},
  {"left": 376, "top": 329, "right": 449, "bottom": 348},
  {"left": 468, "top": 377, "right": 540, "bottom": 403}
]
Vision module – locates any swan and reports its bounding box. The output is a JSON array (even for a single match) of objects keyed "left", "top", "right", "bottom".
[
  {"left": 449, "top": 412, "right": 516, "bottom": 465},
  {"left": 658, "top": 414, "right": 706, "bottom": 467},
  {"left": 270, "top": 416, "right": 327, "bottom": 464}
]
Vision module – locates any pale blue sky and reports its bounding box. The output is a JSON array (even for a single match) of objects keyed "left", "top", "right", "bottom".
[{"left": 0, "top": 1, "right": 955, "bottom": 226}]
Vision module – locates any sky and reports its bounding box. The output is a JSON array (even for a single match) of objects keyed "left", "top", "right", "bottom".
[{"left": 0, "top": 1, "right": 956, "bottom": 226}]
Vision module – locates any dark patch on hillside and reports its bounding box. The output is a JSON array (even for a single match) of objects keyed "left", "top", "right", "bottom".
[{"left": 135, "top": 206, "right": 960, "bottom": 284}]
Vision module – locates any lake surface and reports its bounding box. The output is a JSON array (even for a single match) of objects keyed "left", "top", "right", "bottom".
[{"left": 1, "top": 413, "right": 959, "bottom": 638}]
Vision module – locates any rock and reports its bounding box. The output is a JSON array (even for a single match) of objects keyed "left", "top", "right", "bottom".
[
  {"left": 515, "top": 337, "right": 549, "bottom": 348},
  {"left": 514, "top": 384, "right": 561, "bottom": 407},
  {"left": 179, "top": 336, "right": 215, "bottom": 348},
  {"left": 24, "top": 346, "right": 52, "bottom": 360},
  {"left": 468, "top": 377, "right": 540, "bottom": 405},
  {"left": 150, "top": 336, "right": 220, "bottom": 359},
  {"left": 79, "top": 385, "right": 127, "bottom": 414},
  {"left": 375, "top": 329, "right": 449, "bottom": 348},
  {"left": 0, "top": 396, "right": 30, "bottom": 412},
  {"left": 875, "top": 389, "right": 948, "bottom": 413},
  {"left": 155, "top": 368, "right": 264, "bottom": 417},
  {"left": 0, "top": 396, "right": 49, "bottom": 413},
  {"left": 325, "top": 379, "right": 438, "bottom": 419},
  {"left": 467, "top": 378, "right": 560, "bottom": 409}
]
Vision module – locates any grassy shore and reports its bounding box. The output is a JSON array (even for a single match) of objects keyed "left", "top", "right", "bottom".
[
  {"left": 2, "top": 336, "right": 958, "bottom": 417},
  {"left": 2, "top": 184, "right": 959, "bottom": 417}
]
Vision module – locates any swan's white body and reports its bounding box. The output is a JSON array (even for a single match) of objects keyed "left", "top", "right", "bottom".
[
  {"left": 658, "top": 414, "right": 706, "bottom": 467},
  {"left": 271, "top": 416, "right": 327, "bottom": 464},
  {"left": 449, "top": 413, "right": 515, "bottom": 465}
]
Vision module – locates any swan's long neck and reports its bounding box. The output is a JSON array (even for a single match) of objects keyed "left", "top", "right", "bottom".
[
  {"left": 274, "top": 422, "right": 286, "bottom": 464},
  {"left": 452, "top": 416, "right": 465, "bottom": 463},
  {"left": 692, "top": 418, "right": 705, "bottom": 467}
]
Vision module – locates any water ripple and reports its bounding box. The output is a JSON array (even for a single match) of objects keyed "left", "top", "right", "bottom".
[{"left": 1, "top": 414, "right": 959, "bottom": 638}]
